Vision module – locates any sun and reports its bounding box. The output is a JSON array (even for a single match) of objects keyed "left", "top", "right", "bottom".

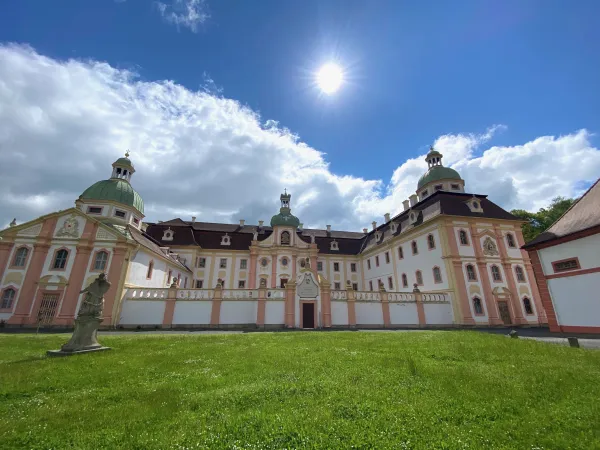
[{"left": 316, "top": 63, "right": 344, "bottom": 94}]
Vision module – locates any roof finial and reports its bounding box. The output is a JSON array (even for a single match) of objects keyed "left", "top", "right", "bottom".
[
  {"left": 284, "top": 188, "right": 287, "bottom": 195},
  {"left": 125, "top": 150, "right": 130, "bottom": 158}
]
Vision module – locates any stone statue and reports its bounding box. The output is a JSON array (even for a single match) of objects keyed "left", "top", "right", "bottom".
[
  {"left": 77, "top": 273, "right": 111, "bottom": 319},
  {"left": 310, "top": 234, "right": 316, "bottom": 244},
  {"left": 305, "top": 257, "right": 311, "bottom": 268},
  {"left": 48, "top": 273, "right": 112, "bottom": 356},
  {"left": 259, "top": 278, "right": 267, "bottom": 288},
  {"left": 253, "top": 230, "right": 258, "bottom": 241}
]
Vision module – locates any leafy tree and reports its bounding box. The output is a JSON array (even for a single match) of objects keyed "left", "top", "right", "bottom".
[{"left": 511, "top": 196, "right": 576, "bottom": 243}]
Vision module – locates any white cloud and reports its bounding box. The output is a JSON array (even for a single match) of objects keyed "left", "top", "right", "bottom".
[
  {"left": 155, "top": 0, "right": 209, "bottom": 33},
  {"left": 0, "top": 44, "right": 598, "bottom": 231}
]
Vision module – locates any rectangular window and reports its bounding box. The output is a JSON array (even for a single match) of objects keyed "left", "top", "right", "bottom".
[
  {"left": 197, "top": 257, "right": 206, "bottom": 268},
  {"left": 87, "top": 206, "right": 102, "bottom": 214},
  {"left": 240, "top": 259, "right": 247, "bottom": 270},
  {"left": 435, "top": 184, "right": 443, "bottom": 191},
  {"left": 333, "top": 262, "right": 340, "bottom": 272},
  {"left": 352, "top": 283, "right": 358, "bottom": 291},
  {"left": 195, "top": 279, "right": 203, "bottom": 289},
  {"left": 350, "top": 263, "right": 357, "bottom": 272},
  {"left": 388, "top": 277, "right": 393, "bottom": 289},
  {"left": 334, "top": 282, "right": 341, "bottom": 290},
  {"left": 398, "top": 246, "right": 403, "bottom": 259},
  {"left": 375, "top": 256, "right": 380, "bottom": 267},
  {"left": 369, "top": 280, "right": 373, "bottom": 291},
  {"left": 385, "top": 252, "right": 390, "bottom": 264},
  {"left": 133, "top": 218, "right": 140, "bottom": 225},
  {"left": 219, "top": 258, "right": 227, "bottom": 269},
  {"left": 238, "top": 280, "right": 246, "bottom": 288},
  {"left": 367, "top": 259, "right": 371, "bottom": 270},
  {"left": 451, "top": 184, "right": 460, "bottom": 190},
  {"left": 421, "top": 190, "right": 428, "bottom": 197},
  {"left": 317, "top": 261, "right": 323, "bottom": 271},
  {"left": 552, "top": 258, "right": 580, "bottom": 273},
  {"left": 280, "top": 278, "right": 288, "bottom": 289},
  {"left": 184, "top": 277, "right": 188, "bottom": 288},
  {"left": 114, "top": 210, "right": 126, "bottom": 218}
]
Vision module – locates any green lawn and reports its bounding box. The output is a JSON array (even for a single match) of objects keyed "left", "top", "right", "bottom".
[{"left": 1, "top": 332, "right": 599, "bottom": 449}]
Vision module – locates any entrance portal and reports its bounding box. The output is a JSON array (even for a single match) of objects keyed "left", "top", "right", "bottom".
[
  {"left": 301, "top": 302, "right": 315, "bottom": 329},
  {"left": 498, "top": 301, "right": 512, "bottom": 325}
]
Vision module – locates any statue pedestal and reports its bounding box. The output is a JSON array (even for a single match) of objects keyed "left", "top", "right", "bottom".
[{"left": 47, "top": 317, "right": 111, "bottom": 357}]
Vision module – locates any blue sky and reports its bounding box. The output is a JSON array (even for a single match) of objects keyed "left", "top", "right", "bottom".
[{"left": 0, "top": 0, "right": 599, "bottom": 229}]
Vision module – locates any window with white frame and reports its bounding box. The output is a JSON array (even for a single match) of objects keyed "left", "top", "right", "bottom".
[
  {"left": 333, "top": 262, "right": 340, "bottom": 272},
  {"left": 238, "top": 280, "right": 246, "bottom": 288},
  {"left": 398, "top": 246, "right": 403, "bottom": 259},
  {"left": 473, "top": 297, "right": 484, "bottom": 315},
  {"left": 387, "top": 277, "right": 393, "bottom": 289},
  {"left": 402, "top": 273, "right": 408, "bottom": 288},
  {"left": 93, "top": 251, "right": 108, "bottom": 271},
  {"left": 369, "top": 280, "right": 373, "bottom": 291},
  {"left": 350, "top": 263, "right": 357, "bottom": 272},
  {"left": 352, "top": 283, "right": 358, "bottom": 290},
  {"left": 317, "top": 261, "right": 323, "bottom": 271},
  {"left": 1, "top": 288, "right": 16, "bottom": 309},
  {"left": 459, "top": 230, "right": 469, "bottom": 245},
  {"left": 334, "top": 282, "right": 341, "bottom": 290},
  {"left": 240, "top": 259, "right": 247, "bottom": 270},
  {"left": 12, "top": 247, "right": 28, "bottom": 267},
  {"left": 53, "top": 249, "right": 69, "bottom": 270},
  {"left": 466, "top": 264, "right": 477, "bottom": 281},
  {"left": 415, "top": 270, "right": 423, "bottom": 285},
  {"left": 515, "top": 266, "right": 525, "bottom": 282},
  {"left": 433, "top": 267, "right": 442, "bottom": 283},
  {"left": 219, "top": 258, "right": 227, "bottom": 269},
  {"left": 491, "top": 265, "right": 502, "bottom": 282},
  {"left": 427, "top": 234, "right": 435, "bottom": 250},
  {"left": 385, "top": 252, "right": 390, "bottom": 264},
  {"left": 195, "top": 280, "right": 204, "bottom": 288},
  {"left": 506, "top": 233, "right": 516, "bottom": 248}
]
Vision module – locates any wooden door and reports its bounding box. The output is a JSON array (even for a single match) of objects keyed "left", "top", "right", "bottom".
[
  {"left": 302, "top": 303, "right": 315, "bottom": 329},
  {"left": 497, "top": 301, "right": 511, "bottom": 325}
]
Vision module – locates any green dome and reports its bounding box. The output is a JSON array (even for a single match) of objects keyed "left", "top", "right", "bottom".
[
  {"left": 80, "top": 179, "right": 144, "bottom": 214},
  {"left": 114, "top": 157, "right": 133, "bottom": 167},
  {"left": 270, "top": 208, "right": 300, "bottom": 228},
  {"left": 417, "top": 166, "right": 462, "bottom": 189}
]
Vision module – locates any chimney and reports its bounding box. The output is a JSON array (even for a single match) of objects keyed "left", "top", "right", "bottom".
[
  {"left": 372, "top": 221, "right": 377, "bottom": 231},
  {"left": 239, "top": 219, "right": 245, "bottom": 227},
  {"left": 384, "top": 213, "right": 390, "bottom": 223},
  {"left": 402, "top": 200, "right": 410, "bottom": 211},
  {"left": 158, "top": 220, "right": 163, "bottom": 223},
  {"left": 363, "top": 228, "right": 368, "bottom": 234},
  {"left": 191, "top": 216, "right": 196, "bottom": 224},
  {"left": 409, "top": 194, "right": 418, "bottom": 207},
  {"left": 258, "top": 220, "right": 264, "bottom": 227},
  {"left": 326, "top": 224, "right": 331, "bottom": 232},
  {"left": 299, "top": 223, "right": 303, "bottom": 231}
]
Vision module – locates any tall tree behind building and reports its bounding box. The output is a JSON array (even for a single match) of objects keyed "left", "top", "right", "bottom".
[{"left": 511, "top": 197, "right": 576, "bottom": 243}]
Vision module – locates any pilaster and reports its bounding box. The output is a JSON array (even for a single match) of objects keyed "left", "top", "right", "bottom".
[
  {"left": 256, "top": 286, "right": 267, "bottom": 327},
  {"left": 284, "top": 281, "right": 296, "bottom": 327},
  {"left": 413, "top": 285, "right": 426, "bottom": 326},
  {"left": 162, "top": 284, "right": 178, "bottom": 327},
  {"left": 380, "top": 286, "right": 391, "bottom": 328},
  {"left": 346, "top": 285, "right": 356, "bottom": 328},
  {"left": 210, "top": 283, "right": 223, "bottom": 327}
]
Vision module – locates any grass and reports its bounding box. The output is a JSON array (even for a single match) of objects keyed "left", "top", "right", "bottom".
[{"left": 1, "top": 331, "right": 599, "bottom": 449}]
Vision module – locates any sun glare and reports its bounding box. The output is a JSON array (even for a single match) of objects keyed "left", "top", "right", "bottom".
[{"left": 316, "top": 63, "right": 344, "bottom": 94}]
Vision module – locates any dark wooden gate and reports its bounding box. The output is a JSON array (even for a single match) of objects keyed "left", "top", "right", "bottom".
[{"left": 497, "top": 301, "right": 512, "bottom": 325}]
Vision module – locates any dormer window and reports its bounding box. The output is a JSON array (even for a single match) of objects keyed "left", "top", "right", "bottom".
[
  {"left": 221, "top": 233, "right": 231, "bottom": 246},
  {"left": 466, "top": 198, "right": 483, "bottom": 213},
  {"left": 421, "top": 190, "right": 428, "bottom": 198},
  {"left": 409, "top": 211, "right": 418, "bottom": 225},
  {"left": 451, "top": 184, "right": 460, "bottom": 190},
  {"left": 435, "top": 184, "right": 443, "bottom": 191},
  {"left": 375, "top": 231, "right": 382, "bottom": 242},
  {"left": 330, "top": 240, "right": 339, "bottom": 251},
  {"left": 390, "top": 222, "right": 398, "bottom": 234},
  {"left": 87, "top": 206, "right": 102, "bottom": 215},
  {"left": 162, "top": 228, "right": 174, "bottom": 241},
  {"left": 114, "top": 210, "right": 126, "bottom": 218}
]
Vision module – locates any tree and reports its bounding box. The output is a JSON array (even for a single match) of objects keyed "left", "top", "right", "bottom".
[{"left": 511, "top": 196, "right": 576, "bottom": 243}]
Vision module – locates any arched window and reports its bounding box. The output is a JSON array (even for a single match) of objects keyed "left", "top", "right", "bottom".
[
  {"left": 491, "top": 265, "right": 502, "bottom": 282},
  {"left": 167, "top": 270, "right": 172, "bottom": 286},
  {"left": 472, "top": 297, "right": 484, "bottom": 315},
  {"left": 412, "top": 241, "right": 418, "bottom": 255},
  {"left": 433, "top": 267, "right": 442, "bottom": 283},
  {"left": 280, "top": 231, "right": 291, "bottom": 245},
  {"left": 466, "top": 264, "right": 477, "bottom": 281},
  {"left": 515, "top": 266, "right": 525, "bottom": 282},
  {"left": 459, "top": 230, "right": 469, "bottom": 245},
  {"left": 415, "top": 270, "right": 423, "bottom": 285},
  {"left": 402, "top": 273, "right": 408, "bottom": 288},
  {"left": 146, "top": 261, "right": 154, "bottom": 279},
  {"left": 93, "top": 251, "right": 108, "bottom": 271},
  {"left": 427, "top": 234, "right": 435, "bottom": 250},
  {"left": 523, "top": 297, "right": 534, "bottom": 315},
  {"left": 397, "top": 246, "right": 404, "bottom": 259},
  {"left": 506, "top": 233, "right": 516, "bottom": 248},
  {"left": 12, "top": 247, "right": 29, "bottom": 267},
  {"left": 1, "top": 288, "right": 16, "bottom": 309},
  {"left": 53, "top": 249, "right": 69, "bottom": 269}
]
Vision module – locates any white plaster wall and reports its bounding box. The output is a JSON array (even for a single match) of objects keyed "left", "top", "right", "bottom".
[
  {"left": 220, "top": 300, "right": 257, "bottom": 324},
  {"left": 548, "top": 273, "right": 600, "bottom": 327},
  {"left": 486, "top": 263, "right": 509, "bottom": 290},
  {"left": 454, "top": 226, "right": 475, "bottom": 257},
  {"left": 119, "top": 300, "right": 165, "bottom": 325},
  {"left": 364, "top": 248, "right": 394, "bottom": 290},
  {"left": 389, "top": 303, "right": 419, "bottom": 324},
  {"left": 172, "top": 301, "right": 212, "bottom": 325},
  {"left": 538, "top": 234, "right": 600, "bottom": 275},
  {"left": 424, "top": 303, "right": 454, "bottom": 325},
  {"left": 127, "top": 250, "right": 174, "bottom": 288},
  {"left": 264, "top": 301, "right": 285, "bottom": 325},
  {"left": 331, "top": 301, "right": 349, "bottom": 325},
  {"left": 393, "top": 229, "right": 448, "bottom": 292},
  {"left": 355, "top": 302, "right": 383, "bottom": 325}
]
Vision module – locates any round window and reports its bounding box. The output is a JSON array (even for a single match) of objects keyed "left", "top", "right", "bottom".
[
  {"left": 281, "top": 257, "right": 288, "bottom": 266},
  {"left": 473, "top": 201, "right": 479, "bottom": 209},
  {"left": 261, "top": 258, "right": 268, "bottom": 267}
]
